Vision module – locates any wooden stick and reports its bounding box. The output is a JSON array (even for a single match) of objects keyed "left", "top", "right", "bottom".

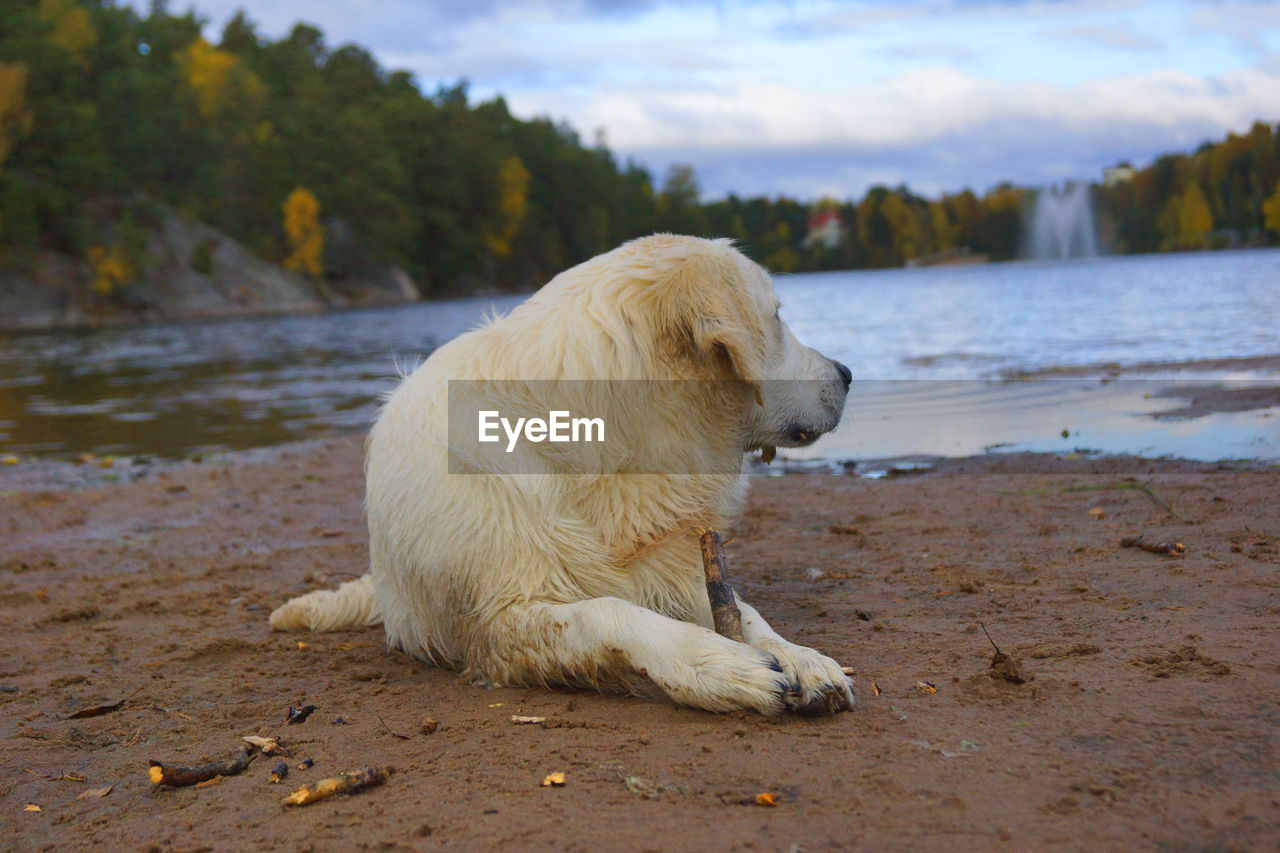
[
  {"left": 282, "top": 766, "right": 390, "bottom": 806},
  {"left": 696, "top": 528, "right": 745, "bottom": 642},
  {"left": 149, "top": 748, "right": 257, "bottom": 787},
  {"left": 1120, "top": 536, "right": 1186, "bottom": 556}
]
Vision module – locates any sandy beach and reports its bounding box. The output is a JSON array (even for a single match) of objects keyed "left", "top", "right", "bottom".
[{"left": 2, "top": 433, "right": 1278, "bottom": 851}]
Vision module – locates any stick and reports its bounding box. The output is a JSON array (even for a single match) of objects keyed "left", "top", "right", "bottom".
[
  {"left": 1120, "top": 536, "right": 1186, "bottom": 556},
  {"left": 696, "top": 528, "right": 745, "bottom": 642},
  {"left": 282, "top": 766, "right": 390, "bottom": 806},
  {"left": 149, "top": 748, "right": 257, "bottom": 787}
]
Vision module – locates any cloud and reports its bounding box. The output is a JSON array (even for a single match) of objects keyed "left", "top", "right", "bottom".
[
  {"left": 1186, "top": 1, "right": 1280, "bottom": 54},
  {"left": 509, "top": 60, "right": 1280, "bottom": 197},
  {"left": 1039, "top": 23, "right": 1164, "bottom": 52}
]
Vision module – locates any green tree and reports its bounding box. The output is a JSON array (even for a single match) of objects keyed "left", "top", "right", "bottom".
[{"left": 1261, "top": 180, "right": 1280, "bottom": 238}]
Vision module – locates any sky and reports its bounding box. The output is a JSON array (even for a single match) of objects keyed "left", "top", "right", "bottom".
[{"left": 131, "top": 0, "right": 1280, "bottom": 200}]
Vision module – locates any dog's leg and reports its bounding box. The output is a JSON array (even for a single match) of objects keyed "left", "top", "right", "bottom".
[
  {"left": 479, "top": 597, "right": 796, "bottom": 715},
  {"left": 736, "top": 598, "right": 855, "bottom": 715}
]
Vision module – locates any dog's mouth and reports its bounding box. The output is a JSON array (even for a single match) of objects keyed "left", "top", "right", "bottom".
[{"left": 758, "top": 424, "right": 822, "bottom": 464}]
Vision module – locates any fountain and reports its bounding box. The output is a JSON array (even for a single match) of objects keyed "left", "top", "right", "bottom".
[{"left": 1028, "top": 183, "right": 1099, "bottom": 260}]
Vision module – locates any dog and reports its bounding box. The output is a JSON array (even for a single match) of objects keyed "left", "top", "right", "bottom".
[{"left": 271, "top": 235, "right": 855, "bottom": 715}]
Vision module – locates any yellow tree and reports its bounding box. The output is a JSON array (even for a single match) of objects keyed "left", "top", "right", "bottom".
[
  {"left": 881, "top": 192, "right": 923, "bottom": 262},
  {"left": 1262, "top": 180, "right": 1280, "bottom": 239},
  {"left": 0, "top": 62, "right": 31, "bottom": 168},
  {"left": 176, "top": 37, "right": 265, "bottom": 119},
  {"left": 87, "top": 245, "right": 135, "bottom": 296},
  {"left": 282, "top": 188, "right": 324, "bottom": 277},
  {"left": 1176, "top": 183, "right": 1213, "bottom": 249},
  {"left": 39, "top": 0, "right": 97, "bottom": 64},
  {"left": 928, "top": 199, "right": 956, "bottom": 252},
  {"left": 482, "top": 156, "right": 531, "bottom": 259}
]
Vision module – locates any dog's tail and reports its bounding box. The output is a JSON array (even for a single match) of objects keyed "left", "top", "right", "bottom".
[{"left": 269, "top": 574, "right": 382, "bottom": 632}]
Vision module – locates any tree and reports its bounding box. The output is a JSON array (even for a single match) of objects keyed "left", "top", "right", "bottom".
[
  {"left": 655, "top": 164, "right": 707, "bottom": 236},
  {"left": 282, "top": 187, "right": 324, "bottom": 276},
  {"left": 0, "top": 62, "right": 31, "bottom": 168},
  {"left": 483, "top": 155, "right": 530, "bottom": 259},
  {"left": 1263, "top": 180, "right": 1280, "bottom": 238},
  {"left": 1176, "top": 182, "right": 1213, "bottom": 249}
]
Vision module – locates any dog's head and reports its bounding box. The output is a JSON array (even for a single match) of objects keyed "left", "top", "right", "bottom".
[{"left": 633, "top": 235, "right": 852, "bottom": 460}]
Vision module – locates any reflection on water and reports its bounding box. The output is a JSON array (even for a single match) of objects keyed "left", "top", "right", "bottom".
[
  {"left": 1, "top": 249, "right": 1278, "bottom": 462},
  {"left": 0, "top": 295, "right": 524, "bottom": 458},
  {"left": 786, "top": 379, "right": 1280, "bottom": 464}
]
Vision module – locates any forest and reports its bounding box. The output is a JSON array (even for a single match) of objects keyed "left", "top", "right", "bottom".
[{"left": 2, "top": 0, "right": 1280, "bottom": 298}]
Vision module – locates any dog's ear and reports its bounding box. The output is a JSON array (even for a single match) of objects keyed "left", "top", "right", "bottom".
[{"left": 654, "top": 247, "right": 766, "bottom": 399}]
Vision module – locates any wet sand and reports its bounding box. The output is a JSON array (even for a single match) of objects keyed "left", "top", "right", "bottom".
[{"left": 2, "top": 435, "right": 1279, "bottom": 851}]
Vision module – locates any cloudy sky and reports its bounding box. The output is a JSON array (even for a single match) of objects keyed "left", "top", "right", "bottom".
[{"left": 137, "top": 0, "right": 1280, "bottom": 200}]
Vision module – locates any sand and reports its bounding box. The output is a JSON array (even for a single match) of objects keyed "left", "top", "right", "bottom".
[{"left": 2, "top": 437, "right": 1279, "bottom": 851}]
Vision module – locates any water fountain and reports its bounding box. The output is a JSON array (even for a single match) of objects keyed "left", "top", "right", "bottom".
[{"left": 1028, "top": 183, "right": 1099, "bottom": 260}]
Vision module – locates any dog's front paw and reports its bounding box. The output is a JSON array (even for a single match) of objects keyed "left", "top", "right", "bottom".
[
  {"left": 758, "top": 641, "right": 855, "bottom": 716},
  {"left": 657, "top": 633, "right": 794, "bottom": 716}
]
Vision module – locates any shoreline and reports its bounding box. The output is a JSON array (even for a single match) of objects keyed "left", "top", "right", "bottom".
[{"left": 3, "top": 432, "right": 1278, "bottom": 849}]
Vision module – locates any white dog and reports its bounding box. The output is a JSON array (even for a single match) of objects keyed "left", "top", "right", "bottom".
[{"left": 271, "top": 235, "right": 855, "bottom": 715}]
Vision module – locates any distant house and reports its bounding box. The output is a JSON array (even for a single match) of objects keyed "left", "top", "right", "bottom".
[
  {"left": 804, "top": 209, "right": 843, "bottom": 249},
  {"left": 1104, "top": 163, "right": 1135, "bottom": 188}
]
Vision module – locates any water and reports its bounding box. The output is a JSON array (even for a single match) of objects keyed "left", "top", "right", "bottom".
[{"left": 1, "top": 249, "right": 1277, "bottom": 462}]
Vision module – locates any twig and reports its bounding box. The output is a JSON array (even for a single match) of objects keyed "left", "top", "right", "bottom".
[
  {"left": 978, "top": 622, "right": 1002, "bottom": 655},
  {"left": 149, "top": 748, "right": 258, "bottom": 787},
  {"left": 1120, "top": 536, "right": 1186, "bottom": 556},
  {"left": 376, "top": 715, "right": 410, "bottom": 740},
  {"left": 282, "top": 766, "right": 390, "bottom": 806},
  {"left": 695, "top": 528, "right": 745, "bottom": 642}
]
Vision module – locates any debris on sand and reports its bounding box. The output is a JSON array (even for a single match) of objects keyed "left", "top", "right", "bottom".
[
  {"left": 285, "top": 704, "right": 316, "bottom": 725},
  {"left": 1119, "top": 536, "right": 1186, "bottom": 556},
  {"left": 65, "top": 698, "right": 126, "bottom": 719},
  {"left": 282, "top": 766, "right": 390, "bottom": 806},
  {"left": 241, "top": 735, "right": 285, "bottom": 755},
  {"left": 510, "top": 715, "right": 546, "bottom": 725},
  {"left": 981, "top": 623, "right": 1035, "bottom": 684},
  {"left": 540, "top": 772, "right": 566, "bottom": 787},
  {"left": 754, "top": 792, "right": 780, "bottom": 807},
  {"left": 149, "top": 747, "right": 258, "bottom": 787},
  {"left": 268, "top": 761, "right": 289, "bottom": 783}
]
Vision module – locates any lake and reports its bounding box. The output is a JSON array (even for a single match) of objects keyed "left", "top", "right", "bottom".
[{"left": 1, "top": 248, "right": 1278, "bottom": 463}]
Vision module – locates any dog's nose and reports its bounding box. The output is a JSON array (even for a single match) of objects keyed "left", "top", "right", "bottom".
[{"left": 832, "top": 359, "right": 852, "bottom": 388}]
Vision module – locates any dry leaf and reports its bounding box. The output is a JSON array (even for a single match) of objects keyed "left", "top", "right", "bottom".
[
  {"left": 755, "top": 792, "right": 780, "bottom": 807},
  {"left": 24, "top": 804, "right": 41, "bottom": 812},
  {"left": 66, "top": 699, "right": 125, "bottom": 719},
  {"left": 540, "top": 772, "right": 566, "bottom": 787},
  {"left": 915, "top": 680, "right": 937, "bottom": 694},
  {"left": 76, "top": 785, "right": 113, "bottom": 801},
  {"left": 193, "top": 776, "right": 222, "bottom": 788},
  {"left": 57, "top": 771, "right": 87, "bottom": 782},
  {"left": 420, "top": 719, "right": 439, "bottom": 735},
  {"left": 242, "top": 735, "right": 284, "bottom": 755},
  {"left": 1088, "top": 507, "right": 1106, "bottom": 519},
  {"left": 510, "top": 715, "right": 546, "bottom": 724},
  {"left": 871, "top": 682, "right": 882, "bottom": 697},
  {"left": 840, "top": 666, "right": 854, "bottom": 675},
  {"left": 295, "top": 641, "right": 309, "bottom": 651}
]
